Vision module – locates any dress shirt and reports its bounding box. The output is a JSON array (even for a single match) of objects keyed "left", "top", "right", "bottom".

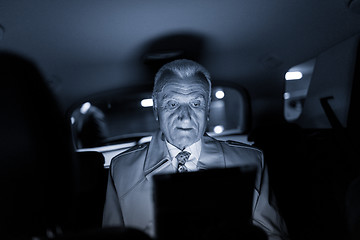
[{"left": 165, "top": 140, "right": 202, "bottom": 172}]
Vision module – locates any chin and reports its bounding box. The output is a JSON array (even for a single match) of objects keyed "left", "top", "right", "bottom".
[{"left": 173, "top": 138, "right": 197, "bottom": 149}]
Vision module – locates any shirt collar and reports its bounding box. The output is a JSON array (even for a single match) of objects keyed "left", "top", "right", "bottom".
[{"left": 165, "top": 139, "right": 202, "bottom": 160}]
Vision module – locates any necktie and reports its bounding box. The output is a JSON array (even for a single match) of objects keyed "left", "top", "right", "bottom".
[{"left": 176, "top": 151, "right": 191, "bottom": 172}]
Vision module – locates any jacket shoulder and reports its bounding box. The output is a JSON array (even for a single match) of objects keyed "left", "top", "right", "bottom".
[
  {"left": 222, "top": 139, "right": 262, "bottom": 153},
  {"left": 111, "top": 143, "right": 148, "bottom": 165},
  {"left": 217, "top": 139, "right": 264, "bottom": 169}
]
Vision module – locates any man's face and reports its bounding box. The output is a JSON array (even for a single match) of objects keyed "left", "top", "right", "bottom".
[{"left": 155, "top": 74, "right": 210, "bottom": 150}]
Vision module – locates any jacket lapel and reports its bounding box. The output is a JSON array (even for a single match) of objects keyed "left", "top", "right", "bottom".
[
  {"left": 143, "top": 130, "right": 174, "bottom": 180},
  {"left": 198, "top": 134, "right": 226, "bottom": 170}
]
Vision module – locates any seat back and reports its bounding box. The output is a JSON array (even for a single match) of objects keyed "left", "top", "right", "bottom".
[
  {"left": 72, "top": 151, "right": 107, "bottom": 230},
  {"left": 0, "top": 51, "right": 75, "bottom": 238}
]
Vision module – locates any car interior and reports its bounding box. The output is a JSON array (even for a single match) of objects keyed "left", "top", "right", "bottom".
[{"left": 1, "top": 1, "right": 360, "bottom": 239}]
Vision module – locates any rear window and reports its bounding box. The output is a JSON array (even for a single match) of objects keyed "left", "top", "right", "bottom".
[{"left": 69, "top": 84, "right": 249, "bottom": 150}]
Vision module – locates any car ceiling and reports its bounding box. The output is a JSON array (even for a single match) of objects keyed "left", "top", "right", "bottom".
[{"left": 1, "top": 0, "right": 360, "bottom": 110}]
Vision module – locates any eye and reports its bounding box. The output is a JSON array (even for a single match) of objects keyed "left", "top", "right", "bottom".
[
  {"left": 190, "top": 100, "right": 202, "bottom": 108},
  {"left": 166, "top": 100, "right": 179, "bottom": 109}
]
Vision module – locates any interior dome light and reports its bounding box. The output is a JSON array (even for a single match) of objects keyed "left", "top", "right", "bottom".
[
  {"left": 80, "top": 102, "right": 91, "bottom": 114},
  {"left": 283, "top": 92, "right": 290, "bottom": 99},
  {"left": 285, "top": 71, "right": 303, "bottom": 80},
  {"left": 214, "top": 125, "right": 224, "bottom": 134},
  {"left": 215, "top": 90, "right": 225, "bottom": 99},
  {"left": 141, "top": 98, "right": 153, "bottom": 107}
]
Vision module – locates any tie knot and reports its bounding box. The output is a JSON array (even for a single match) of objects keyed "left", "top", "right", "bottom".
[{"left": 175, "top": 151, "right": 191, "bottom": 165}]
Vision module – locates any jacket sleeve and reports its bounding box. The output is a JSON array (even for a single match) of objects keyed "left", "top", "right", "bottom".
[
  {"left": 102, "top": 165, "right": 124, "bottom": 227},
  {"left": 252, "top": 154, "right": 289, "bottom": 240}
]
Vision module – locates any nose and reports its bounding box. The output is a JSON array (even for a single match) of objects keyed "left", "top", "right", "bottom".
[{"left": 178, "top": 105, "right": 191, "bottom": 121}]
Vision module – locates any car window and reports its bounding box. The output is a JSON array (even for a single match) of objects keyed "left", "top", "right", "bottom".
[
  {"left": 69, "top": 85, "right": 250, "bottom": 166},
  {"left": 284, "top": 58, "right": 316, "bottom": 121}
]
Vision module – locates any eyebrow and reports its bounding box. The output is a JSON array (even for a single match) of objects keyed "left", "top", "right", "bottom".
[{"left": 161, "top": 92, "right": 206, "bottom": 101}]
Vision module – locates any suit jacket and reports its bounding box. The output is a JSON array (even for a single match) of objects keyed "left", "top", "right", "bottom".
[{"left": 103, "top": 130, "right": 288, "bottom": 240}]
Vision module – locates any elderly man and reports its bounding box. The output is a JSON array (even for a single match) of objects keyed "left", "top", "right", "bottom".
[{"left": 103, "top": 59, "right": 288, "bottom": 239}]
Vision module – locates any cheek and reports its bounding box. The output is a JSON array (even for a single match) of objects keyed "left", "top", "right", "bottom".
[
  {"left": 194, "top": 110, "right": 207, "bottom": 122},
  {"left": 200, "top": 111, "right": 209, "bottom": 124},
  {"left": 162, "top": 111, "right": 176, "bottom": 122},
  {"left": 159, "top": 111, "right": 175, "bottom": 128}
]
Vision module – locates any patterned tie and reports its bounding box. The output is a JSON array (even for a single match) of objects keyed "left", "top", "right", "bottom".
[{"left": 176, "top": 151, "right": 191, "bottom": 173}]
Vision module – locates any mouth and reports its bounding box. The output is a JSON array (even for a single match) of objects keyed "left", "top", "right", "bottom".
[{"left": 176, "top": 127, "right": 193, "bottom": 131}]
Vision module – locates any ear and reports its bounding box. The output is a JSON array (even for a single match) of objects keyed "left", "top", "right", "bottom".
[
  {"left": 152, "top": 99, "right": 159, "bottom": 121},
  {"left": 153, "top": 108, "right": 159, "bottom": 121},
  {"left": 206, "top": 94, "right": 211, "bottom": 121},
  {"left": 206, "top": 104, "right": 210, "bottom": 122}
]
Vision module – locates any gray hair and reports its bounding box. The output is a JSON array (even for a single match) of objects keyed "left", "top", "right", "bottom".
[{"left": 152, "top": 59, "right": 212, "bottom": 109}]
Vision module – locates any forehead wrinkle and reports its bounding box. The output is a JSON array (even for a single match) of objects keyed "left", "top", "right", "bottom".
[
  {"left": 155, "top": 70, "right": 209, "bottom": 90},
  {"left": 158, "top": 72, "right": 209, "bottom": 90},
  {"left": 159, "top": 80, "right": 208, "bottom": 94},
  {"left": 160, "top": 88, "right": 208, "bottom": 101}
]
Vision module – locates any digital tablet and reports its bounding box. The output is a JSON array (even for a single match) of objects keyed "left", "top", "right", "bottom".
[{"left": 152, "top": 166, "right": 257, "bottom": 240}]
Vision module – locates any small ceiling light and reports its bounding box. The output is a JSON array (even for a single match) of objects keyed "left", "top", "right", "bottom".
[
  {"left": 141, "top": 98, "right": 153, "bottom": 107},
  {"left": 285, "top": 71, "right": 303, "bottom": 80},
  {"left": 283, "top": 92, "right": 290, "bottom": 100},
  {"left": 214, "top": 125, "right": 224, "bottom": 134},
  {"left": 215, "top": 90, "right": 225, "bottom": 99},
  {"left": 80, "top": 102, "right": 91, "bottom": 114}
]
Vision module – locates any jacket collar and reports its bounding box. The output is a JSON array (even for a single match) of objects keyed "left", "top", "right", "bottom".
[{"left": 144, "top": 130, "right": 226, "bottom": 175}]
